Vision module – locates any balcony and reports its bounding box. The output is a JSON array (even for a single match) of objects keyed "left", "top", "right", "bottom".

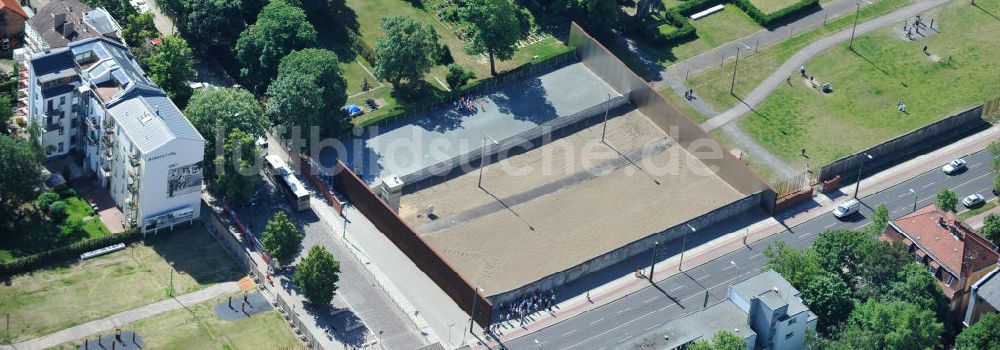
[
  {"left": 127, "top": 181, "right": 138, "bottom": 193},
  {"left": 101, "top": 134, "right": 114, "bottom": 147},
  {"left": 101, "top": 163, "right": 111, "bottom": 178},
  {"left": 102, "top": 147, "right": 112, "bottom": 161},
  {"left": 86, "top": 131, "right": 98, "bottom": 145},
  {"left": 129, "top": 154, "right": 140, "bottom": 167},
  {"left": 128, "top": 166, "right": 139, "bottom": 181}
]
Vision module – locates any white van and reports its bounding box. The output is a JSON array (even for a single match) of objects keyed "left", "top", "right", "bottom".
[{"left": 833, "top": 199, "right": 861, "bottom": 219}]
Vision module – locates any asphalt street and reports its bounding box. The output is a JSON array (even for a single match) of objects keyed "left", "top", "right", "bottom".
[{"left": 505, "top": 149, "right": 998, "bottom": 350}]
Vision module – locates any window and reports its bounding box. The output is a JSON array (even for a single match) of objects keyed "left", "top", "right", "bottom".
[
  {"left": 58, "top": 127, "right": 63, "bottom": 135},
  {"left": 71, "top": 118, "right": 77, "bottom": 129},
  {"left": 947, "top": 274, "right": 956, "bottom": 286},
  {"left": 60, "top": 96, "right": 65, "bottom": 105},
  {"left": 788, "top": 317, "right": 797, "bottom": 325},
  {"left": 57, "top": 142, "right": 63, "bottom": 152},
  {"left": 785, "top": 332, "right": 794, "bottom": 340},
  {"left": 70, "top": 135, "right": 76, "bottom": 145},
  {"left": 47, "top": 99, "right": 53, "bottom": 111}
]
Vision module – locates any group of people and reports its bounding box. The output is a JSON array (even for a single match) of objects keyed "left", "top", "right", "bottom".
[
  {"left": 905, "top": 14, "right": 930, "bottom": 40},
  {"left": 454, "top": 95, "right": 484, "bottom": 112},
  {"left": 493, "top": 290, "right": 558, "bottom": 331}
]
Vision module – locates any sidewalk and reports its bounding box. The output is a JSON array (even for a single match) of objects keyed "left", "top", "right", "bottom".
[
  {"left": 3, "top": 282, "right": 239, "bottom": 350},
  {"left": 967, "top": 204, "right": 1000, "bottom": 229},
  {"left": 479, "top": 123, "right": 1000, "bottom": 346}
]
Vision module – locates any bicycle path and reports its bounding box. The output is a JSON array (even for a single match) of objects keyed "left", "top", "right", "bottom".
[{"left": 700, "top": 0, "right": 950, "bottom": 131}]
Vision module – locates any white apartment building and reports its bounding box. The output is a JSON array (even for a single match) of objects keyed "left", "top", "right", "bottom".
[
  {"left": 729, "top": 270, "right": 819, "bottom": 350},
  {"left": 27, "top": 37, "right": 204, "bottom": 233}
]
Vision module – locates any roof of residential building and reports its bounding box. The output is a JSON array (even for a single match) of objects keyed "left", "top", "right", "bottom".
[
  {"left": 975, "top": 266, "right": 1000, "bottom": 310},
  {"left": 1, "top": 0, "right": 28, "bottom": 18},
  {"left": 27, "top": 0, "right": 120, "bottom": 49},
  {"left": 889, "top": 205, "right": 997, "bottom": 279},
  {"left": 617, "top": 300, "right": 755, "bottom": 350},
  {"left": 731, "top": 270, "right": 813, "bottom": 318}
]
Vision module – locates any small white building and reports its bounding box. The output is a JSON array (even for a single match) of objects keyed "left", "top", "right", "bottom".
[
  {"left": 729, "top": 270, "right": 819, "bottom": 350},
  {"left": 26, "top": 37, "right": 204, "bottom": 232}
]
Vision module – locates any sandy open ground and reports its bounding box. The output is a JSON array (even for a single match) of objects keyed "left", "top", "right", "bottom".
[{"left": 399, "top": 109, "right": 744, "bottom": 294}]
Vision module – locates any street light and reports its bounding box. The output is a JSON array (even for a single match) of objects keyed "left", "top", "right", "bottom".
[
  {"left": 731, "top": 260, "right": 740, "bottom": 282},
  {"left": 853, "top": 153, "right": 873, "bottom": 198},
  {"left": 679, "top": 224, "right": 696, "bottom": 271},
  {"left": 649, "top": 241, "right": 659, "bottom": 282},
  {"left": 601, "top": 94, "right": 611, "bottom": 143},
  {"left": 468, "top": 286, "right": 484, "bottom": 338},
  {"left": 849, "top": 1, "right": 860, "bottom": 50},
  {"left": 910, "top": 188, "right": 918, "bottom": 212},
  {"left": 477, "top": 136, "right": 499, "bottom": 189}
]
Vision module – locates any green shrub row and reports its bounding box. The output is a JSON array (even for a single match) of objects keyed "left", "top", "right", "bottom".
[
  {"left": 345, "top": 29, "right": 376, "bottom": 65},
  {"left": 732, "top": 0, "right": 820, "bottom": 26},
  {"left": 0, "top": 229, "right": 142, "bottom": 278}
]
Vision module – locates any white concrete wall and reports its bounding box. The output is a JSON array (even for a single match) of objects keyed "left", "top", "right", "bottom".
[{"left": 139, "top": 137, "right": 204, "bottom": 228}]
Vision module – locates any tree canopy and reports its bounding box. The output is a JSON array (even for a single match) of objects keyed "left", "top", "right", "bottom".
[
  {"left": 955, "top": 313, "right": 1000, "bottom": 350},
  {"left": 0, "top": 135, "right": 42, "bottom": 218},
  {"left": 461, "top": 0, "right": 522, "bottom": 76},
  {"left": 183, "top": 0, "right": 245, "bottom": 50},
  {"left": 764, "top": 241, "right": 824, "bottom": 288},
  {"left": 261, "top": 211, "right": 302, "bottom": 264},
  {"left": 267, "top": 49, "right": 349, "bottom": 136},
  {"left": 184, "top": 87, "right": 267, "bottom": 167},
  {"left": 801, "top": 272, "right": 854, "bottom": 334},
  {"left": 686, "top": 330, "right": 745, "bottom": 350},
  {"left": 373, "top": 16, "right": 440, "bottom": 86},
  {"left": 145, "top": 35, "right": 195, "bottom": 106},
  {"left": 122, "top": 13, "right": 157, "bottom": 48},
  {"left": 936, "top": 188, "right": 958, "bottom": 212},
  {"left": 982, "top": 213, "right": 1000, "bottom": 247},
  {"left": 833, "top": 300, "right": 943, "bottom": 350},
  {"left": 294, "top": 245, "right": 341, "bottom": 305},
  {"left": 236, "top": 0, "right": 317, "bottom": 91},
  {"left": 212, "top": 130, "right": 261, "bottom": 204},
  {"left": 868, "top": 203, "right": 889, "bottom": 235}
]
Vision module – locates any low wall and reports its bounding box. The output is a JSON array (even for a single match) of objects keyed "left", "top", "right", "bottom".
[
  {"left": 567, "top": 22, "right": 777, "bottom": 212},
  {"left": 489, "top": 191, "right": 770, "bottom": 306},
  {"left": 331, "top": 160, "right": 493, "bottom": 327},
  {"left": 399, "top": 95, "right": 631, "bottom": 186},
  {"left": 819, "top": 105, "right": 988, "bottom": 182},
  {"left": 773, "top": 188, "right": 813, "bottom": 213}
]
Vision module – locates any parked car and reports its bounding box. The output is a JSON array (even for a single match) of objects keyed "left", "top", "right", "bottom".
[
  {"left": 962, "top": 194, "right": 985, "bottom": 208},
  {"left": 942, "top": 159, "right": 967, "bottom": 175},
  {"left": 834, "top": 199, "right": 861, "bottom": 219}
]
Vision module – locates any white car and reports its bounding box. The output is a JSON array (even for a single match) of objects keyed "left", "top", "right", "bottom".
[
  {"left": 834, "top": 199, "right": 861, "bottom": 219},
  {"left": 962, "top": 194, "right": 985, "bottom": 208},
  {"left": 942, "top": 159, "right": 967, "bottom": 175}
]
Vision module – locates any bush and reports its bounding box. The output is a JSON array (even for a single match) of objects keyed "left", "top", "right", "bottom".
[
  {"left": 732, "top": 0, "right": 820, "bottom": 26},
  {"left": 0, "top": 229, "right": 141, "bottom": 277},
  {"left": 48, "top": 201, "right": 68, "bottom": 223},
  {"left": 35, "top": 192, "right": 60, "bottom": 210},
  {"left": 445, "top": 64, "right": 475, "bottom": 89},
  {"left": 629, "top": 10, "right": 696, "bottom": 46},
  {"left": 434, "top": 43, "right": 454, "bottom": 65},
  {"left": 61, "top": 218, "right": 85, "bottom": 237}
]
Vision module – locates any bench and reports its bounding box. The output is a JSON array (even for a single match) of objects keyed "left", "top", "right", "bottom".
[
  {"left": 80, "top": 243, "right": 126, "bottom": 260},
  {"left": 691, "top": 4, "right": 725, "bottom": 20}
]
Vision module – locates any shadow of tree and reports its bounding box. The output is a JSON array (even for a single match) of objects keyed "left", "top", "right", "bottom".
[{"left": 148, "top": 225, "right": 245, "bottom": 287}]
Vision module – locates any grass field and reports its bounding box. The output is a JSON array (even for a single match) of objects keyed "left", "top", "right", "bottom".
[
  {"left": 749, "top": 0, "right": 801, "bottom": 15},
  {"left": 738, "top": 0, "right": 1000, "bottom": 170},
  {"left": 683, "top": 0, "right": 918, "bottom": 111},
  {"left": 0, "top": 225, "right": 243, "bottom": 342},
  {"left": 65, "top": 196, "right": 111, "bottom": 239},
  {"left": 53, "top": 294, "right": 300, "bottom": 350},
  {"left": 639, "top": 4, "right": 762, "bottom": 64}
]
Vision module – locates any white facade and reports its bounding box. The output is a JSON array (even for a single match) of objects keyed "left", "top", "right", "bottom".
[
  {"left": 729, "top": 270, "right": 818, "bottom": 350},
  {"left": 27, "top": 38, "right": 204, "bottom": 232}
]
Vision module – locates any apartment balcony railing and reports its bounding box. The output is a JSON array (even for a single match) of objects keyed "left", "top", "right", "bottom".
[{"left": 129, "top": 154, "right": 140, "bottom": 167}]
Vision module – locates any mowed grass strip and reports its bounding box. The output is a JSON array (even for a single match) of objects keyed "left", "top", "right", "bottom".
[
  {"left": 684, "top": 0, "right": 917, "bottom": 111},
  {"left": 0, "top": 225, "right": 243, "bottom": 342},
  {"left": 749, "top": 0, "right": 802, "bottom": 15},
  {"left": 53, "top": 294, "right": 300, "bottom": 350},
  {"left": 740, "top": 0, "right": 1000, "bottom": 170},
  {"left": 638, "top": 4, "right": 762, "bottom": 65}
]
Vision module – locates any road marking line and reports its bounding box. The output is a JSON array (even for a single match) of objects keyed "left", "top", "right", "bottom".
[
  {"left": 750, "top": 253, "right": 762, "bottom": 260},
  {"left": 618, "top": 307, "right": 631, "bottom": 314},
  {"left": 953, "top": 172, "right": 992, "bottom": 190},
  {"left": 922, "top": 182, "right": 936, "bottom": 189},
  {"left": 723, "top": 264, "right": 736, "bottom": 271},
  {"left": 824, "top": 222, "right": 836, "bottom": 229},
  {"left": 645, "top": 324, "right": 658, "bottom": 331},
  {"left": 854, "top": 222, "right": 872, "bottom": 231},
  {"left": 669, "top": 285, "right": 685, "bottom": 292},
  {"left": 562, "top": 329, "right": 577, "bottom": 337},
  {"left": 590, "top": 318, "right": 605, "bottom": 325},
  {"left": 619, "top": 335, "right": 632, "bottom": 343},
  {"left": 697, "top": 274, "right": 711, "bottom": 281},
  {"left": 644, "top": 297, "right": 658, "bottom": 304}
]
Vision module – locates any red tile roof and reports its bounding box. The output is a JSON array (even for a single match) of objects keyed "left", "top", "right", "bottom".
[
  {"left": 889, "top": 205, "right": 998, "bottom": 278},
  {"left": 0, "top": 0, "right": 27, "bottom": 19}
]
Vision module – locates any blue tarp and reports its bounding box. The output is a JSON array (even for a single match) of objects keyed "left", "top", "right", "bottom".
[{"left": 343, "top": 105, "right": 362, "bottom": 115}]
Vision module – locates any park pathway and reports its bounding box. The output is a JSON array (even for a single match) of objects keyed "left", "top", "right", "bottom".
[
  {"left": 700, "top": 0, "right": 951, "bottom": 131},
  {"left": 2, "top": 282, "right": 240, "bottom": 350}
]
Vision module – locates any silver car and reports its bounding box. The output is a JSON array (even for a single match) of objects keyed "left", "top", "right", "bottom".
[
  {"left": 962, "top": 194, "right": 985, "bottom": 208},
  {"left": 942, "top": 159, "right": 967, "bottom": 175}
]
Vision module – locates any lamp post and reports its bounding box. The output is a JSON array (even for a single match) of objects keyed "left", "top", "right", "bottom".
[
  {"left": 910, "top": 188, "right": 917, "bottom": 212},
  {"left": 649, "top": 241, "right": 659, "bottom": 282},
  {"left": 731, "top": 260, "right": 740, "bottom": 282},
  {"left": 853, "top": 153, "right": 873, "bottom": 198},
  {"left": 477, "top": 136, "right": 499, "bottom": 189},
  {"left": 849, "top": 1, "right": 860, "bottom": 50},
  {"left": 468, "top": 286, "right": 484, "bottom": 339},
  {"left": 730, "top": 46, "right": 740, "bottom": 96},
  {"left": 679, "top": 224, "right": 696, "bottom": 271},
  {"left": 601, "top": 94, "right": 611, "bottom": 143}
]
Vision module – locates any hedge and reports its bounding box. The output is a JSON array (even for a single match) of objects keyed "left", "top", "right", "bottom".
[
  {"left": 732, "top": 0, "right": 820, "bottom": 26},
  {"left": 345, "top": 28, "right": 376, "bottom": 65},
  {"left": 0, "top": 229, "right": 142, "bottom": 278}
]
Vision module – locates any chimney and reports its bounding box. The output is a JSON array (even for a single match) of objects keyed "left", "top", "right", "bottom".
[
  {"left": 64, "top": 22, "right": 75, "bottom": 39},
  {"left": 53, "top": 12, "right": 66, "bottom": 31}
]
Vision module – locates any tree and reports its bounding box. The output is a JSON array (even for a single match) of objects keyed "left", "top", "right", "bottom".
[
  {"left": 293, "top": 245, "right": 341, "bottom": 305},
  {"left": 212, "top": 130, "right": 261, "bottom": 204},
  {"left": 834, "top": 300, "right": 943, "bottom": 350},
  {"left": 235, "top": 0, "right": 317, "bottom": 91},
  {"left": 48, "top": 201, "right": 68, "bottom": 223},
  {"left": 686, "top": 330, "right": 745, "bottom": 350},
  {"left": 373, "top": 16, "right": 440, "bottom": 85},
  {"left": 0, "top": 96, "right": 13, "bottom": 135},
  {"left": 955, "top": 313, "right": 1000, "bottom": 350},
  {"left": 261, "top": 211, "right": 302, "bottom": 263},
  {"left": 267, "top": 49, "right": 349, "bottom": 135},
  {"left": 445, "top": 63, "right": 474, "bottom": 89},
  {"left": 868, "top": 203, "right": 889, "bottom": 235},
  {"left": 569, "top": 0, "right": 620, "bottom": 30},
  {"left": 764, "top": 241, "right": 824, "bottom": 288},
  {"left": 887, "top": 263, "right": 949, "bottom": 322},
  {"left": 35, "top": 192, "right": 60, "bottom": 210},
  {"left": 144, "top": 35, "right": 195, "bottom": 105},
  {"left": 184, "top": 87, "right": 267, "bottom": 164},
  {"left": 461, "top": 0, "right": 521, "bottom": 76},
  {"left": 81, "top": 0, "right": 136, "bottom": 22},
  {"left": 989, "top": 140, "right": 1000, "bottom": 171},
  {"left": 982, "top": 213, "right": 1000, "bottom": 247},
  {"left": 0, "top": 135, "right": 42, "bottom": 218},
  {"left": 801, "top": 272, "right": 854, "bottom": 334},
  {"left": 122, "top": 13, "right": 157, "bottom": 48},
  {"left": 183, "top": 0, "right": 244, "bottom": 50},
  {"left": 813, "top": 229, "right": 871, "bottom": 282},
  {"left": 936, "top": 188, "right": 958, "bottom": 212},
  {"left": 858, "top": 241, "right": 913, "bottom": 297}
]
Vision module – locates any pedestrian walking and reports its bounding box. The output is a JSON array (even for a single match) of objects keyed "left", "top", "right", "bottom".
[
  {"left": 586, "top": 291, "right": 592, "bottom": 303},
  {"left": 787, "top": 76, "right": 792, "bottom": 85},
  {"left": 923, "top": 46, "right": 928, "bottom": 54},
  {"left": 800, "top": 65, "right": 806, "bottom": 77}
]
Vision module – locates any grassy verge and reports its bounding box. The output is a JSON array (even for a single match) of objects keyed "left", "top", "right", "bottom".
[
  {"left": 737, "top": 0, "right": 1000, "bottom": 170},
  {"left": 960, "top": 198, "right": 999, "bottom": 220},
  {"left": 0, "top": 225, "right": 243, "bottom": 342},
  {"left": 750, "top": 0, "right": 802, "bottom": 15},
  {"left": 53, "top": 294, "right": 299, "bottom": 350},
  {"left": 686, "top": 0, "right": 918, "bottom": 111},
  {"left": 65, "top": 197, "right": 110, "bottom": 239},
  {"left": 636, "top": 4, "right": 763, "bottom": 65}
]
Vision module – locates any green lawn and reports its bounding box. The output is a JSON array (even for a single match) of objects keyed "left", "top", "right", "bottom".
[
  {"left": 685, "top": 0, "right": 918, "bottom": 112},
  {"left": 65, "top": 196, "right": 110, "bottom": 239},
  {"left": 749, "top": 0, "right": 801, "bottom": 15},
  {"left": 738, "top": 0, "right": 1000, "bottom": 170},
  {"left": 960, "top": 198, "right": 998, "bottom": 220},
  {"left": 662, "top": 87, "right": 711, "bottom": 123},
  {"left": 53, "top": 294, "right": 300, "bottom": 350},
  {"left": 638, "top": 4, "right": 762, "bottom": 64},
  {"left": 0, "top": 225, "right": 243, "bottom": 342}
]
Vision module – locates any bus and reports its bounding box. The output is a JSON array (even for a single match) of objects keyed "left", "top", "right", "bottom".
[{"left": 263, "top": 155, "right": 310, "bottom": 211}]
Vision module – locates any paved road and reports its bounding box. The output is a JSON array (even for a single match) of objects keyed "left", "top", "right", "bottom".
[
  {"left": 505, "top": 148, "right": 997, "bottom": 350},
  {"left": 700, "top": 0, "right": 950, "bottom": 131}
]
